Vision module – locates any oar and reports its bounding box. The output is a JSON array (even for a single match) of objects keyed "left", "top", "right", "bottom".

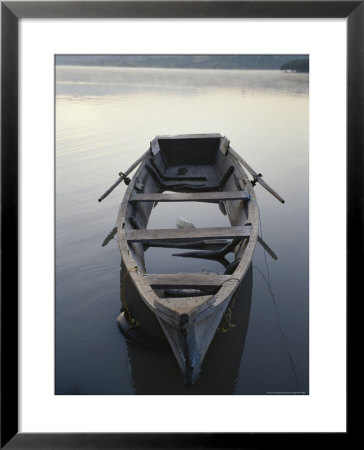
[
  {"left": 98, "top": 149, "right": 151, "bottom": 202},
  {"left": 258, "top": 236, "right": 278, "bottom": 260},
  {"left": 102, "top": 227, "right": 117, "bottom": 247},
  {"left": 228, "top": 147, "right": 285, "bottom": 204}
]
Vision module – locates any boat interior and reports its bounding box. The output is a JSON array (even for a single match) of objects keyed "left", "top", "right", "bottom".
[
  {"left": 146, "top": 136, "right": 232, "bottom": 192},
  {"left": 122, "top": 135, "right": 254, "bottom": 301}
]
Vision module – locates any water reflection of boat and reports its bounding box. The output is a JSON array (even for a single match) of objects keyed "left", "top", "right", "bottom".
[{"left": 123, "top": 265, "right": 253, "bottom": 395}]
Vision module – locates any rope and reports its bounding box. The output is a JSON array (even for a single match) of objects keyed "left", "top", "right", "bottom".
[
  {"left": 121, "top": 266, "right": 140, "bottom": 330},
  {"left": 220, "top": 277, "right": 241, "bottom": 286},
  {"left": 217, "top": 295, "right": 237, "bottom": 334},
  {"left": 216, "top": 276, "right": 242, "bottom": 333},
  {"left": 252, "top": 199, "right": 307, "bottom": 393}
]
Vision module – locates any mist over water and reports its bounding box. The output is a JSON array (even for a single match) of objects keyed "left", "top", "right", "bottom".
[{"left": 56, "top": 65, "right": 308, "bottom": 395}]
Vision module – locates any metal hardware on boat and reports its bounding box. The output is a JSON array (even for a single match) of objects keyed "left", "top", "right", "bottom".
[
  {"left": 251, "top": 173, "right": 263, "bottom": 187},
  {"left": 98, "top": 149, "right": 151, "bottom": 202},
  {"left": 228, "top": 147, "right": 285, "bottom": 203},
  {"left": 118, "top": 171, "right": 131, "bottom": 185}
]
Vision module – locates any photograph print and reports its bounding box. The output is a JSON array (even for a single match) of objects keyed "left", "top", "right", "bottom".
[{"left": 55, "top": 54, "right": 309, "bottom": 395}]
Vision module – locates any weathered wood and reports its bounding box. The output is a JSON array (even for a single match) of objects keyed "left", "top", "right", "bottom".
[
  {"left": 101, "top": 226, "right": 117, "bottom": 247},
  {"left": 98, "top": 149, "right": 151, "bottom": 202},
  {"left": 155, "top": 295, "right": 216, "bottom": 322},
  {"left": 150, "top": 138, "right": 160, "bottom": 156},
  {"left": 220, "top": 136, "right": 230, "bottom": 154},
  {"left": 150, "top": 159, "right": 206, "bottom": 181},
  {"left": 173, "top": 237, "right": 241, "bottom": 258},
  {"left": 145, "top": 239, "right": 229, "bottom": 250},
  {"left": 144, "top": 273, "right": 233, "bottom": 289},
  {"left": 162, "top": 289, "right": 216, "bottom": 297},
  {"left": 126, "top": 225, "right": 251, "bottom": 243},
  {"left": 145, "top": 163, "right": 234, "bottom": 192},
  {"left": 116, "top": 134, "right": 261, "bottom": 385},
  {"left": 157, "top": 296, "right": 214, "bottom": 314},
  {"left": 257, "top": 235, "right": 278, "bottom": 260},
  {"left": 228, "top": 147, "right": 285, "bottom": 204},
  {"left": 130, "top": 190, "right": 250, "bottom": 203},
  {"left": 172, "top": 238, "right": 243, "bottom": 269}
]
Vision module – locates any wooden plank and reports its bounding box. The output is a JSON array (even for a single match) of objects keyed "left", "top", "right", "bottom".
[
  {"left": 155, "top": 295, "right": 215, "bottom": 318},
  {"left": 144, "top": 273, "right": 233, "bottom": 289},
  {"left": 157, "top": 296, "right": 213, "bottom": 310},
  {"left": 145, "top": 239, "right": 229, "bottom": 250},
  {"left": 220, "top": 136, "right": 230, "bottom": 154},
  {"left": 130, "top": 190, "right": 250, "bottom": 203},
  {"left": 126, "top": 225, "right": 251, "bottom": 243},
  {"left": 150, "top": 138, "right": 160, "bottom": 155}
]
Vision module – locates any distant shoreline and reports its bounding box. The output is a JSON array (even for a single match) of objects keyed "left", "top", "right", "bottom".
[
  {"left": 56, "top": 64, "right": 288, "bottom": 70},
  {"left": 55, "top": 55, "right": 308, "bottom": 71}
]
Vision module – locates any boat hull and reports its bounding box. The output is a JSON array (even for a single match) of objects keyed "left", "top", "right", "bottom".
[
  {"left": 119, "top": 265, "right": 253, "bottom": 390},
  {"left": 116, "top": 134, "right": 259, "bottom": 384}
]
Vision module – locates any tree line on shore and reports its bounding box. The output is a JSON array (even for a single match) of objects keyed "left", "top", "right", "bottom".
[
  {"left": 280, "top": 58, "right": 309, "bottom": 73},
  {"left": 56, "top": 54, "right": 309, "bottom": 70}
]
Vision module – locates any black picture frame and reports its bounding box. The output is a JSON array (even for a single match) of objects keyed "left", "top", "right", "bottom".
[{"left": 1, "top": 1, "right": 357, "bottom": 448}]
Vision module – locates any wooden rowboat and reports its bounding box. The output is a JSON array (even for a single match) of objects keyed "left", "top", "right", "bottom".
[{"left": 110, "top": 133, "right": 282, "bottom": 385}]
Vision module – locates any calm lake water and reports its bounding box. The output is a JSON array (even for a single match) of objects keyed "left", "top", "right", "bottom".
[{"left": 55, "top": 65, "right": 309, "bottom": 395}]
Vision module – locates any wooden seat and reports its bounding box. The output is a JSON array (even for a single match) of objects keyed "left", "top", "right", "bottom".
[
  {"left": 143, "top": 273, "right": 233, "bottom": 289},
  {"left": 130, "top": 191, "right": 250, "bottom": 203},
  {"left": 125, "top": 225, "right": 251, "bottom": 243}
]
